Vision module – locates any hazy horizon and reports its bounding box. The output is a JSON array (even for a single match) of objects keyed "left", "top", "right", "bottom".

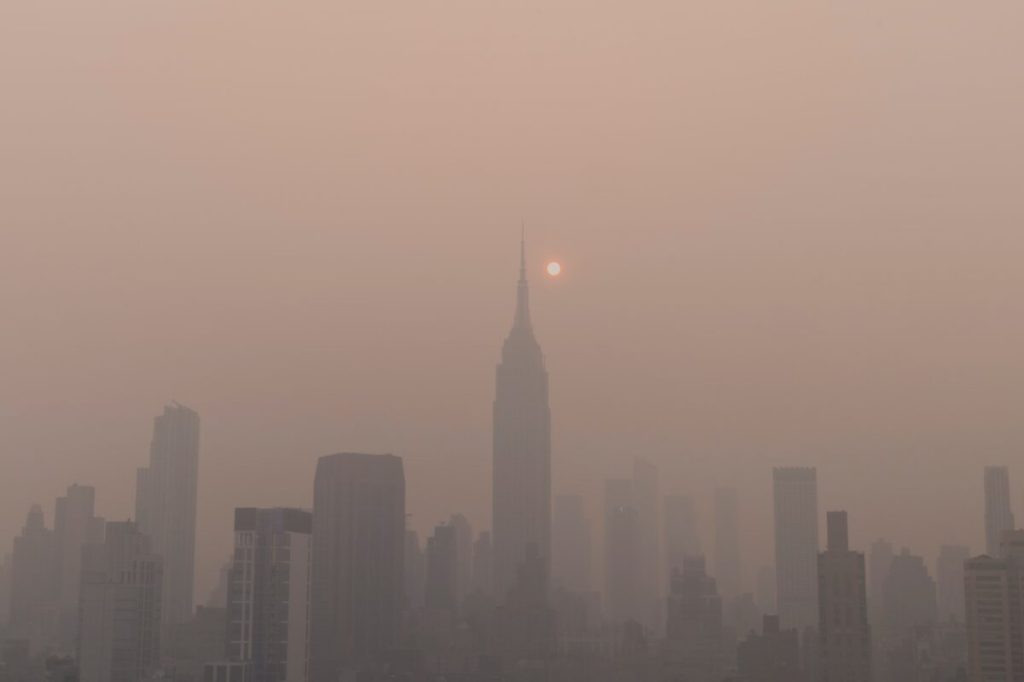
[{"left": 4, "top": 0, "right": 1024, "bottom": 604}]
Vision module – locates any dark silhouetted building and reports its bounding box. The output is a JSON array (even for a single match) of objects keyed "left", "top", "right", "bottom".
[
  {"left": 78, "top": 521, "right": 163, "bottom": 682},
  {"left": 665, "top": 495, "right": 702, "bottom": 581},
  {"left": 135, "top": 402, "right": 201, "bottom": 625},
  {"left": 936, "top": 544, "right": 970, "bottom": 623},
  {"left": 773, "top": 467, "right": 819, "bottom": 632},
  {"left": 424, "top": 523, "right": 458, "bottom": 616},
  {"left": 605, "top": 478, "right": 641, "bottom": 626},
  {"left": 664, "top": 556, "right": 725, "bottom": 682},
  {"left": 449, "top": 513, "right": 473, "bottom": 608},
  {"left": 984, "top": 466, "right": 1014, "bottom": 557},
  {"left": 54, "top": 484, "right": 105, "bottom": 649},
  {"left": 817, "top": 511, "right": 870, "bottom": 682},
  {"left": 552, "top": 494, "right": 592, "bottom": 593},
  {"left": 633, "top": 459, "right": 661, "bottom": 631},
  {"left": 879, "top": 549, "right": 936, "bottom": 672},
  {"left": 492, "top": 237, "right": 552, "bottom": 599},
  {"left": 310, "top": 453, "right": 405, "bottom": 681},
  {"left": 737, "top": 615, "right": 802, "bottom": 682},
  {"left": 715, "top": 486, "right": 742, "bottom": 602},
  {"left": 868, "top": 538, "right": 894, "bottom": 639},
  {"left": 404, "top": 530, "right": 426, "bottom": 610},
  {"left": 227, "top": 508, "right": 312, "bottom": 682},
  {"left": 9, "top": 504, "right": 58, "bottom": 654},
  {"left": 497, "top": 543, "right": 555, "bottom": 665}
]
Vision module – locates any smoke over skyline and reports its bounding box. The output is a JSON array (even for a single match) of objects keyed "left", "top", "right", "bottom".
[{"left": 4, "top": 0, "right": 1024, "bottom": 609}]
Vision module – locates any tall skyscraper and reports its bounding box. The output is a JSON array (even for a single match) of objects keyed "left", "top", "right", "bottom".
[
  {"left": 817, "top": 511, "right": 871, "bottom": 682},
  {"left": 965, "top": 530, "right": 1024, "bottom": 682},
  {"left": 773, "top": 467, "right": 820, "bottom": 632},
  {"left": 405, "top": 530, "right": 426, "bottom": 609},
  {"left": 9, "top": 505, "right": 58, "bottom": 653},
  {"left": 310, "top": 453, "right": 405, "bottom": 681},
  {"left": 604, "top": 478, "right": 641, "bottom": 626},
  {"left": 227, "top": 508, "right": 312, "bottom": 682},
  {"left": 936, "top": 545, "right": 970, "bottom": 623},
  {"left": 54, "top": 484, "right": 105, "bottom": 648},
  {"left": 492, "top": 237, "right": 552, "bottom": 599},
  {"left": 424, "top": 523, "right": 458, "bottom": 615},
  {"left": 448, "top": 513, "right": 473, "bottom": 607},
  {"left": 633, "top": 459, "right": 661, "bottom": 630},
  {"left": 714, "top": 486, "right": 742, "bottom": 601},
  {"left": 878, "top": 549, "right": 937, "bottom": 679},
  {"left": 867, "top": 538, "right": 894, "bottom": 636},
  {"left": 78, "top": 521, "right": 163, "bottom": 682},
  {"left": 552, "top": 494, "right": 592, "bottom": 593},
  {"left": 984, "top": 466, "right": 1015, "bottom": 557},
  {"left": 665, "top": 494, "right": 702, "bottom": 578},
  {"left": 135, "top": 402, "right": 200, "bottom": 625},
  {"left": 664, "top": 556, "right": 726, "bottom": 682}
]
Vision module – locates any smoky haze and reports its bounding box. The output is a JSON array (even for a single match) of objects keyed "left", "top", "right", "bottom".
[{"left": 3, "top": 0, "right": 1024, "bottom": 610}]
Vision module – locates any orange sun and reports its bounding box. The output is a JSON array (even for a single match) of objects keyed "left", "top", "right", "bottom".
[{"left": 546, "top": 261, "right": 562, "bottom": 277}]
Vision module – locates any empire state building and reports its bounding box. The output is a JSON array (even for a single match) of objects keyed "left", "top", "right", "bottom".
[{"left": 492, "top": 237, "right": 552, "bottom": 599}]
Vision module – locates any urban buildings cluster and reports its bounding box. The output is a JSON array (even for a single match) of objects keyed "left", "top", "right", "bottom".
[{"left": 0, "top": 247, "right": 1016, "bottom": 682}]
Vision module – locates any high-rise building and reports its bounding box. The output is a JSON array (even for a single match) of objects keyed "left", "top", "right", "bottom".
[
  {"left": 868, "top": 539, "right": 894, "bottom": 635},
  {"left": 226, "top": 508, "right": 312, "bottom": 682},
  {"left": 135, "top": 402, "right": 201, "bottom": 625},
  {"left": 78, "top": 521, "right": 163, "bottom": 682},
  {"left": 664, "top": 556, "right": 725, "bottom": 682},
  {"left": 54, "top": 484, "right": 105, "bottom": 648},
  {"left": 984, "top": 466, "right": 1015, "bottom": 557},
  {"left": 0, "top": 553, "right": 10, "bottom": 628},
  {"left": 448, "top": 514, "right": 473, "bottom": 607},
  {"left": 936, "top": 545, "right": 970, "bottom": 623},
  {"left": 633, "top": 459, "right": 661, "bottom": 630},
  {"left": 714, "top": 486, "right": 742, "bottom": 601},
  {"left": 405, "top": 530, "right": 426, "bottom": 610},
  {"left": 9, "top": 504, "right": 58, "bottom": 653},
  {"left": 492, "top": 237, "right": 552, "bottom": 599},
  {"left": 817, "top": 511, "right": 871, "bottom": 682},
  {"left": 471, "top": 531, "right": 493, "bottom": 597},
  {"left": 552, "top": 494, "right": 592, "bottom": 593},
  {"left": 665, "top": 495, "right": 702, "bottom": 579},
  {"left": 604, "top": 478, "right": 641, "bottom": 626},
  {"left": 310, "top": 453, "right": 405, "bottom": 681},
  {"left": 737, "top": 615, "right": 803, "bottom": 682},
  {"left": 773, "top": 467, "right": 820, "bottom": 632},
  {"left": 424, "top": 523, "right": 458, "bottom": 615},
  {"left": 964, "top": 530, "right": 1024, "bottom": 682}
]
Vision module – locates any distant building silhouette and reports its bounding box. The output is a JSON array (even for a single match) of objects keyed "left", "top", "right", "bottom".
[
  {"left": 773, "top": 467, "right": 820, "bottom": 632},
  {"left": 471, "top": 530, "right": 493, "bottom": 597},
  {"left": 867, "top": 538, "right": 894, "bottom": 641},
  {"left": 424, "top": 522, "right": 458, "bottom": 616},
  {"left": 714, "top": 486, "right": 742, "bottom": 602},
  {"left": 965, "top": 530, "right": 1024, "bottom": 681},
  {"left": 633, "top": 459, "right": 661, "bottom": 631},
  {"left": 755, "top": 565, "right": 777, "bottom": 615},
  {"left": 496, "top": 542, "right": 555, "bottom": 664},
  {"left": 9, "top": 504, "right": 58, "bottom": 654},
  {"left": 310, "top": 453, "right": 405, "bottom": 681},
  {"left": 665, "top": 494, "right": 702, "bottom": 580},
  {"left": 664, "top": 556, "right": 725, "bottom": 682},
  {"left": 492, "top": 237, "right": 552, "bottom": 599},
  {"left": 404, "top": 530, "right": 426, "bottom": 610},
  {"left": 604, "top": 478, "right": 641, "bottom": 626},
  {"left": 78, "top": 521, "right": 163, "bottom": 682},
  {"left": 817, "top": 511, "right": 871, "bottom": 682},
  {"left": 936, "top": 544, "right": 970, "bottom": 623},
  {"left": 54, "top": 483, "right": 105, "bottom": 649},
  {"left": 449, "top": 513, "right": 473, "bottom": 608},
  {"left": 135, "top": 402, "right": 200, "bottom": 625},
  {"left": 227, "top": 507, "right": 312, "bottom": 682},
  {"left": 984, "top": 466, "right": 1015, "bottom": 557},
  {"left": 737, "top": 615, "right": 803, "bottom": 682},
  {"left": 552, "top": 494, "right": 592, "bottom": 593}
]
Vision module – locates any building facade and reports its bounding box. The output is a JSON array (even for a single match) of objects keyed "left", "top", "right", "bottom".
[
  {"left": 773, "top": 467, "right": 820, "bottom": 632},
  {"left": 984, "top": 466, "right": 1015, "bottom": 557},
  {"left": 817, "top": 511, "right": 871, "bottom": 682}
]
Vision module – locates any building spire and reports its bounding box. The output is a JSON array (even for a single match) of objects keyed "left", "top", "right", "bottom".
[{"left": 514, "top": 227, "right": 531, "bottom": 329}]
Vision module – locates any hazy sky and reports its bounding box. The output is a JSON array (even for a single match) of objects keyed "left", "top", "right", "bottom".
[{"left": 3, "top": 0, "right": 1024, "bottom": 600}]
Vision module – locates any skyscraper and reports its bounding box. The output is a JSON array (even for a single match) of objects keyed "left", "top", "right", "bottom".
[
  {"left": 552, "top": 494, "right": 592, "bottom": 593},
  {"left": 471, "top": 530, "right": 493, "bottom": 597},
  {"left": 936, "top": 545, "right": 970, "bottom": 623},
  {"left": 9, "top": 504, "right": 58, "bottom": 653},
  {"left": 492, "top": 237, "right": 552, "bottom": 599},
  {"left": 665, "top": 494, "right": 702, "bottom": 579},
  {"left": 424, "top": 523, "right": 458, "bottom": 615},
  {"left": 448, "top": 513, "right": 473, "bottom": 607},
  {"left": 54, "top": 484, "right": 105, "bottom": 649},
  {"left": 633, "top": 459, "right": 661, "bottom": 630},
  {"left": 135, "top": 402, "right": 201, "bottom": 625},
  {"left": 227, "top": 507, "right": 312, "bottom": 682},
  {"left": 773, "top": 467, "right": 820, "bottom": 632},
  {"left": 78, "top": 521, "right": 163, "bottom": 682},
  {"left": 868, "top": 539, "right": 894, "bottom": 637},
  {"left": 984, "top": 466, "right": 1015, "bottom": 557},
  {"left": 714, "top": 486, "right": 742, "bottom": 602},
  {"left": 310, "top": 453, "right": 405, "bottom": 681},
  {"left": 604, "top": 478, "right": 641, "bottom": 626},
  {"left": 664, "top": 556, "right": 726, "bottom": 682},
  {"left": 965, "top": 530, "right": 1024, "bottom": 682},
  {"left": 817, "top": 511, "right": 871, "bottom": 682}
]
